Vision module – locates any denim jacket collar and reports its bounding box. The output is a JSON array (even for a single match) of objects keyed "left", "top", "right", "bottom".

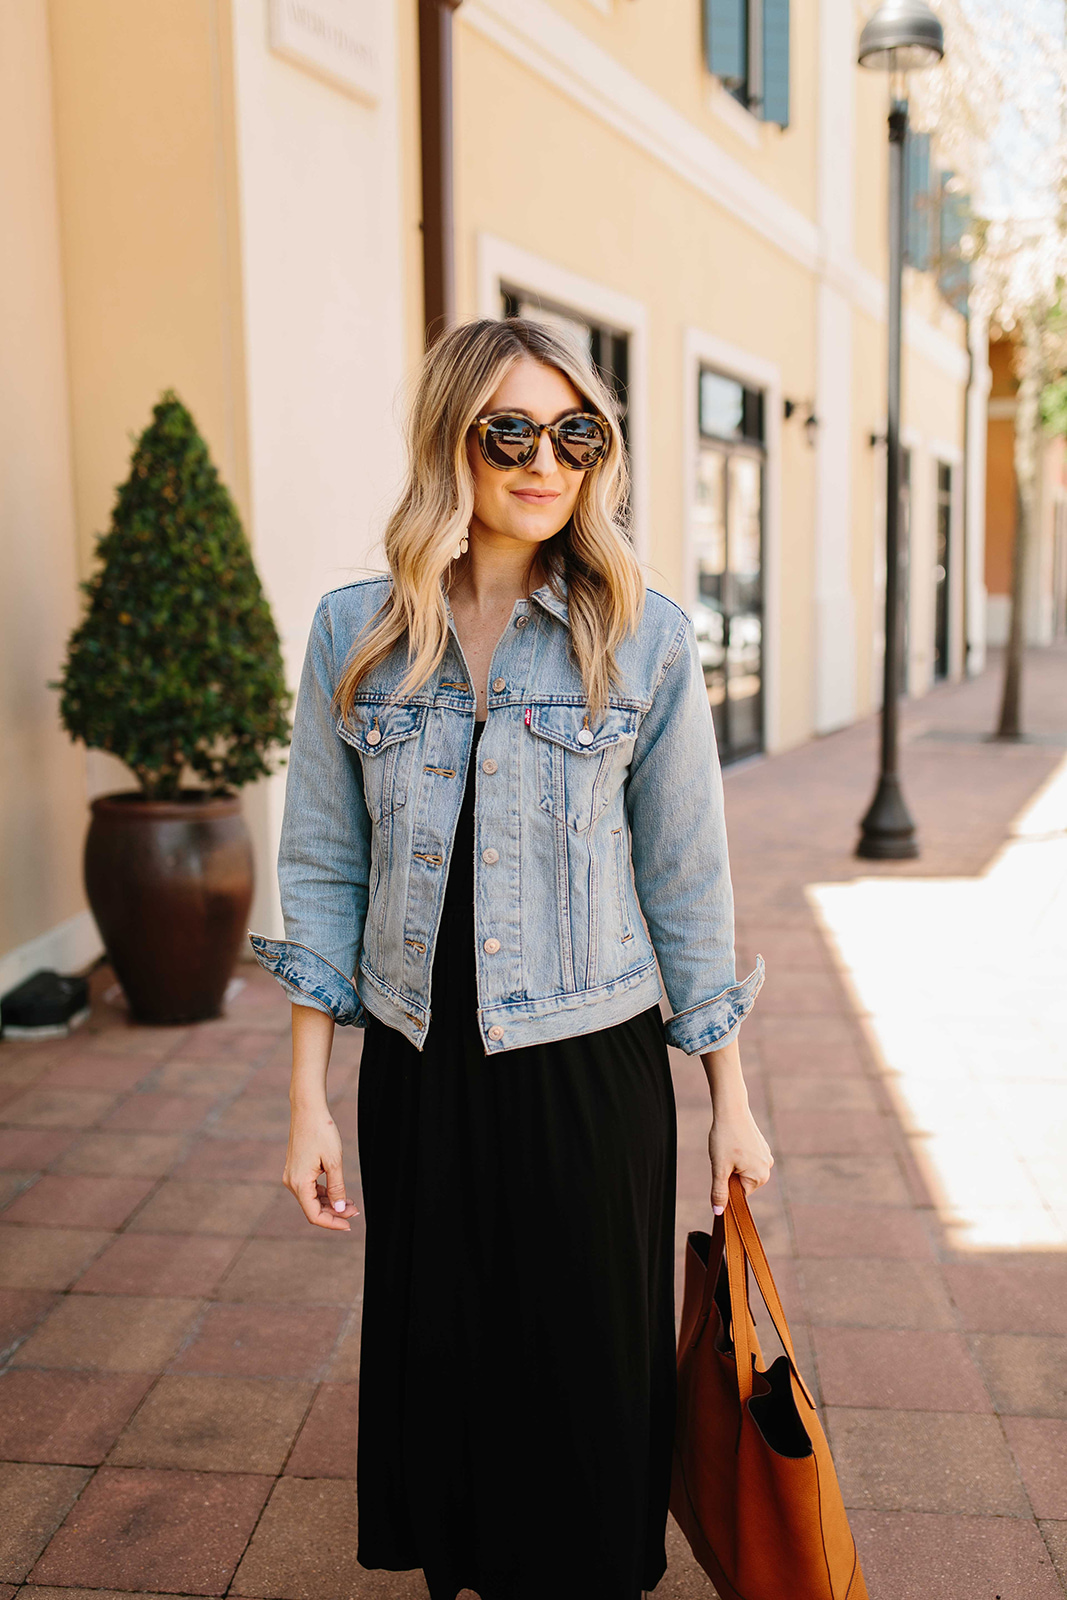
[
  {"left": 530, "top": 577, "right": 568, "bottom": 625},
  {"left": 442, "top": 574, "right": 568, "bottom": 628}
]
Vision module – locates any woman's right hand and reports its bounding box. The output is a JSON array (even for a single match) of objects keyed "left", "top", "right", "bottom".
[{"left": 284, "top": 1104, "right": 360, "bottom": 1231}]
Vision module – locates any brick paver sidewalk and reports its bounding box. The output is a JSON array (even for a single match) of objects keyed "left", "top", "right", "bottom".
[{"left": 1, "top": 644, "right": 1065, "bottom": 1600}]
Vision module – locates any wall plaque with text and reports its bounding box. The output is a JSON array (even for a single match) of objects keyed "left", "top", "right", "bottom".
[{"left": 268, "top": 0, "right": 381, "bottom": 105}]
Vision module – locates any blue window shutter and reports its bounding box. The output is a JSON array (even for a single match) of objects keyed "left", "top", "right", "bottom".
[
  {"left": 905, "top": 130, "right": 932, "bottom": 271},
  {"left": 938, "top": 172, "right": 971, "bottom": 314},
  {"left": 761, "top": 0, "right": 790, "bottom": 126},
  {"left": 705, "top": 0, "right": 746, "bottom": 88}
]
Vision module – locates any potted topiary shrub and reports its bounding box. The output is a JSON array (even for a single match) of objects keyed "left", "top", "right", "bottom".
[{"left": 54, "top": 391, "right": 292, "bottom": 1025}]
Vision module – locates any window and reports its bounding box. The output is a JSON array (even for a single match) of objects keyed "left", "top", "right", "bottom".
[
  {"left": 904, "top": 136, "right": 973, "bottom": 314},
  {"left": 704, "top": 0, "right": 790, "bottom": 127},
  {"left": 934, "top": 462, "right": 952, "bottom": 680},
  {"left": 693, "top": 368, "right": 765, "bottom": 762},
  {"left": 937, "top": 173, "right": 972, "bottom": 315},
  {"left": 904, "top": 130, "right": 933, "bottom": 271},
  {"left": 501, "top": 286, "right": 630, "bottom": 446}
]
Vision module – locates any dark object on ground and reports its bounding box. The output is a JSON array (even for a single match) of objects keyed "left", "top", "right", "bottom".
[
  {"left": 84, "top": 791, "right": 253, "bottom": 1025},
  {"left": 0, "top": 968, "right": 90, "bottom": 1039}
]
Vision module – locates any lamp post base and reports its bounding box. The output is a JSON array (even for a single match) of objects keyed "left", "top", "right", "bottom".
[{"left": 856, "top": 772, "right": 920, "bottom": 859}]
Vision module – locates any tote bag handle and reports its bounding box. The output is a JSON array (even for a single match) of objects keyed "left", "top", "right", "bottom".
[{"left": 724, "top": 1173, "right": 817, "bottom": 1412}]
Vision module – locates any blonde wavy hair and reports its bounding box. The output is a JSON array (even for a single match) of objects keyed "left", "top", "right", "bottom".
[{"left": 335, "top": 316, "right": 645, "bottom": 717}]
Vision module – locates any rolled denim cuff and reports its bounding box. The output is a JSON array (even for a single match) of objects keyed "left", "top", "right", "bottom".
[
  {"left": 247, "top": 933, "right": 365, "bottom": 1027},
  {"left": 664, "top": 955, "right": 765, "bottom": 1055}
]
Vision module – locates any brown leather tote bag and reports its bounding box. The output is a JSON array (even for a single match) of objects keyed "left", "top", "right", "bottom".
[{"left": 671, "top": 1175, "right": 868, "bottom": 1600}]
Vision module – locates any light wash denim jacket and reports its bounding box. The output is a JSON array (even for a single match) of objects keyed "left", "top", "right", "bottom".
[{"left": 249, "top": 575, "right": 764, "bottom": 1056}]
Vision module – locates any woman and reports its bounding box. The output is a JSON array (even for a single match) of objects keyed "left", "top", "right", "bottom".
[{"left": 250, "top": 316, "right": 772, "bottom": 1600}]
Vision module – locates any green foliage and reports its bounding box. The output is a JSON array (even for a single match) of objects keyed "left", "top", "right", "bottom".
[
  {"left": 54, "top": 391, "right": 292, "bottom": 798},
  {"left": 1041, "top": 372, "right": 1067, "bottom": 436}
]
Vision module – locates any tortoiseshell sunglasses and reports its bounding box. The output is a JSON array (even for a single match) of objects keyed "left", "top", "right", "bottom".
[{"left": 472, "top": 411, "right": 611, "bottom": 471}]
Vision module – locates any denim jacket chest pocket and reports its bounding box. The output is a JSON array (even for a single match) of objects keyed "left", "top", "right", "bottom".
[
  {"left": 528, "top": 704, "right": 638, "bottom": 834},
  {"left": 336, "top": 701, "right": 426, "bottom": 822}
]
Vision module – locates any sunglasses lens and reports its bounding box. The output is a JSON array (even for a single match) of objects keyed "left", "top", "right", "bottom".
[
  {"left": 555, "top": 415, "right": 608, "bottom": 469},
  {"left": 482, "top": 415, "right": 537, "bottom": 468}
]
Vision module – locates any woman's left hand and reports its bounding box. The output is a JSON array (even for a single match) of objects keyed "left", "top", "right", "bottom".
[
  {"left": 701, "top": 1035, "right": 773, "bottom": 1214},
  {"left": 707, "top": 1099, "right": 773, "bottom": 1215}
]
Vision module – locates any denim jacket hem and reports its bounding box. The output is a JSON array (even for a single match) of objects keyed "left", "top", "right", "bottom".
[
  {"left": 478, "top": 964, "right": 665, "bottom": 1054},
  {"left": 247, "top": 933, "right": 366, "bottom": 1027},
  {"left": 665, "top": 956, "right": 765, "bottom": 1055},
  {"left": 358, "top": 955, "right": 665, "bottom": 1055},
  {"left": 357, "top": 964, "right": 429, "bottom": 1039}
]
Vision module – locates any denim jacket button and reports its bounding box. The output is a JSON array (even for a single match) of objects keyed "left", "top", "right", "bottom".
[
  {"left": 482, "top": 848, "right": 499, "bottom": 865},
  {"left": 483, "top": 937, "right": 501, "bottom": 954},
  {"left": 366, "top": 727, "right": 381, "bottom": 746},
  {"left": 577, "top": 727, "right": 594, "bottom": 746},
  {"left": 492, "top": 677, "right": 506, "bottom": 693},
  {"left": 488, "top": 1025, "right": 505, "bottom": 1041},
  {"left": 482, "top": 758, "right": 498, "bottom": 775}
]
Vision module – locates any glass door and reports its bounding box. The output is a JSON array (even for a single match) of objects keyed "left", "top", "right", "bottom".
[
  {"left": 898, "top": 448, "right": 913, "bottom": 694},
  {"left": 933, "top": 462, "right": 951, "bottom": 679},
  {"left": 693, "top": 369, "right": 765, "bottom": 762},
  {"left": 726, "top": 453, "right": 764, "bottom": 754}
]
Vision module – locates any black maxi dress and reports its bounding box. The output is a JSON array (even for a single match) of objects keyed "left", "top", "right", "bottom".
[{"left": 355, "top": 721, "right": 678, "bottom": 1600}]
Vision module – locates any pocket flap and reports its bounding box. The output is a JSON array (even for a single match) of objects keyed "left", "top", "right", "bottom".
[
  {"left": 527, "top": 704, "right": 637, "bottom": 753},
  {"left": 336, "top": 701, "right": 425, "bottom": 756}
]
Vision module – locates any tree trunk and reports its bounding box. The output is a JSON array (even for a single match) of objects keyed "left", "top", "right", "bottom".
[{"left": 996, "top": 312, "right": 1043, "bottom": 739}]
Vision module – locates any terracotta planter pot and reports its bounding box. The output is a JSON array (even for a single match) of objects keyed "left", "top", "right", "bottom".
[{"left": 84, "top": 790, "right": 254, "bottom": 1025}]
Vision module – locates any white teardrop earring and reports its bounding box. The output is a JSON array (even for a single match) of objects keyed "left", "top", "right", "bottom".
[{"left": 453, "top": 531, "right": 469, "bottom": 561}]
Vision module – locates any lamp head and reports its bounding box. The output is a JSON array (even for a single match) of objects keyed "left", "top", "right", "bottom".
[{"left": 858, "top": 0, "right": 944, "bottom": 71}]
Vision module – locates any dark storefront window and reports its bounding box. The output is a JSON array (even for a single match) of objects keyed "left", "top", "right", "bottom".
[
  {"left": 693, "top": 367, "right": 764, "bottom": 762},
  {"left": 899, "top": 448, "right": 913, "bottom": 694},
  {"left": 934, "top": 461, "right": 952, "bottom": 680},
  {"left": 500, "top": 286, "right": 629, "bottom": 446}
]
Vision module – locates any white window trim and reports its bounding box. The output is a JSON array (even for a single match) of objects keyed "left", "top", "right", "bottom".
[
  {"left": 928, "top": 438, "right": 963, "bottom": 469},
  {"left": 708, "top": 81, "right": 763, "bottom": 150},
  {"left": 683, "top": 327, "right": 782, "bottom": 755},
  {"left": 476, "top": 233, "right": 651, "bottom": 561}
]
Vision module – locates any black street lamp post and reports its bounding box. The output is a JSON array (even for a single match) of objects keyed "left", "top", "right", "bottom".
[{"left": 856, "top": 0, "right": 945, "bottom": 860}]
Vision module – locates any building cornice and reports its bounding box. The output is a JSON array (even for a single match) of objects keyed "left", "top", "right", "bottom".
[
  {"left": 462, "top": 0, "right": 822, "bottom": 269},
  {"left": 460, "top": 0, "right": 969, "bottom": 384}
]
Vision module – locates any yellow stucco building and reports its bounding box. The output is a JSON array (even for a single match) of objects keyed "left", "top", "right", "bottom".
[{"left": 1, "top": 0, "right": 984, "bottom": 990}]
